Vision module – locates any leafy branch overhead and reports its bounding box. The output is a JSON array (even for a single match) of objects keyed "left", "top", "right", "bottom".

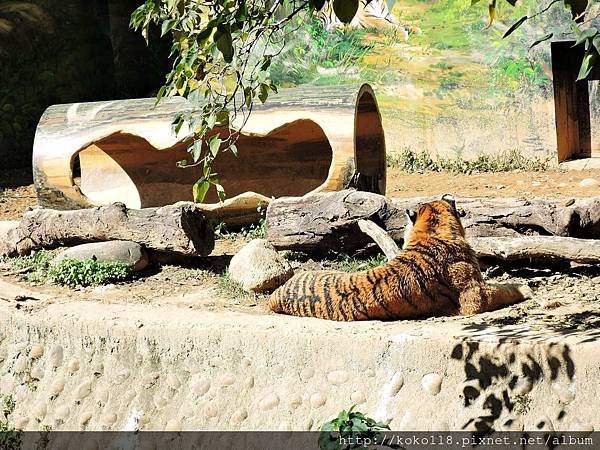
[
  {"left": 482, "top": 0, "right": 599, "bottom": 80},
  {"left": 131, "top": 0, "right": 361, "bottom": 203}
]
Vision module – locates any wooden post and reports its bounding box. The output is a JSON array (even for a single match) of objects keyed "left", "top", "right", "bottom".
[{"left": 551, "top": 40, "right": 591, "bottom": 161}]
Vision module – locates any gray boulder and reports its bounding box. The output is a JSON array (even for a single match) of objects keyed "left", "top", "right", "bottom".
[
  {"left": 229, "top": 239, "right": 294, "bottom": 293},
  {"left": 52, "top": 241, "right": 148, "bottom": 272}
]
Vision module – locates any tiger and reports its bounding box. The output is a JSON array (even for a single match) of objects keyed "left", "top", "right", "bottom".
[
  {"left": 269, "top": 194, "right": 530, "bottom": 321},
  {"left": 317, "top": 0, "right": 411, "bottom": 40}
]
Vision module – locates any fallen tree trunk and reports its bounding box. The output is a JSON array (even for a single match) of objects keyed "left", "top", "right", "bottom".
[
  {"left": 0, "top": 203, "right": 214, "bottom": 257},
  {"left": 469, "top": 236, "right": 600, "bottom": 264},
  {"left": 266, "top": 190, "right": 600, "bottom": 254}
]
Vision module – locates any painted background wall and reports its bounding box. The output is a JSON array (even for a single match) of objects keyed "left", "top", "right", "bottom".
[{"left": 0, "top": 0, "right": 581, "bottom": 169}]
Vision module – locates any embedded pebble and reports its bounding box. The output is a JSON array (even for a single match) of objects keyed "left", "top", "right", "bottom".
[
  {"left": 164, "top": 419, "right": 182, "bottom": 431},
  {"left": 33, "top": 401, "right": 47, "bottom": 421},
  {"left": 123, "top": 390, "right": 136, "bottom": 404},
  {"left": 310, "top": 392, "right": 326, "bottom": 408},
  {"left": 259, "top": 393, "right": 280, "bottom": 411},
  {"left": 101, "top": 412, "right": 117, "bottom": 427},
  {"left": 166, "top": 373, "right": 181, "bottom": 390},
  {"left": 29, "top": 344, "right": 44, "bottom": 359},
  {"left": 350, "top": 390, "right": 366, "bottom": 404},
  {"left": 241, "top": 358, "right": 252, "bottom": 368},
  {"left": 14, "top": 417, "right": 29, "bottom": 430},
  {"left": 389, "top": 372, "right": 404, "bottom": 396},
  {"left": 30, "top": 365, "right": 44, "bottom": 380},
  {"left": 244, "top": 376, "right": 254, "bottom": 389},
  {"left": 96, "top": 389, "right": 109, "bottom": 405},
  {"left": 327, "top": 370, "right": 349, "bottom": 385},
  {"left": 551, "top": 382, "right": 575, "bottom": 404},
  {"left": 219, "top": 372, "right": 236, "bottom": 387},
  {"left": 79, "top": 412, "right": 93, "bottom": 429},
  {"left": 579, "top": 178, "right": 599, "bottom": 187},
  {"left": 67, "top": 358, "right": 80, "bottom": 373},
  {"left": 192, "top": 377, "right": 210, "bottom": 396},
  {"left": 364, "top": 369, "right": 376, "bottom": 378},
  {"left": 421, "top": 373, "right": 442, "bottom": 396},
  {"left": 49, "top": 345, "right": 64, "bottom": 368},
  {"left": 300, "top": 368, "right": 314, "bottom": 381},
  {"left": 304, "top": 418, "right": 314, "bottom": 431},
  {"left": 289, "top": 394, "right": 303, "bottom": 409},
  {"left": 399, "top": 411, "right": 415, "bottom": 430},
  {"left": 512, "top": 378, "right": 533, "bottom": 396},
  {"left": 231, "top": 408, "right": 248, "bottom": 424},
  {"left": 571, "top": 421, "right": 594, "bottom": 432},
  {"left": 55, "top": 405, "right": 70, "bottom": 420},
  {"left": 14, "top": 355, "right": 28, "bottom": 373},
  {"left": 75, "top": 380, "right": 93, "bottom": 399},
  {"left": 205, "top": 401, "right": 219, "bottom": 418},
  {"left": 49, "top": 375, "right": 66, "bottom": 397}
]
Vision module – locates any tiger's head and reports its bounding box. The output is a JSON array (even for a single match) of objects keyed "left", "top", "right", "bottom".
[{"left": 402, "top": 194, "right": 466, "bottom": 248}]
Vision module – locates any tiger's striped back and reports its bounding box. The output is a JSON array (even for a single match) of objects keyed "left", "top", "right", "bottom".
[{"left": 269, "top": 195, "right": 528, "bottom": 321}]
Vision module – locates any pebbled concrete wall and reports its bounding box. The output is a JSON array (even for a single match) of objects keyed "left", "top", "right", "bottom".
[{"left": 0, "top": 300, "right": 597, "bottom": 431}]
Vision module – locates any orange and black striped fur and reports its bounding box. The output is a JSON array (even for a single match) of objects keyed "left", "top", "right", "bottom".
[{"left": 269, "top": 194, "right": 530, "bottom": 321}]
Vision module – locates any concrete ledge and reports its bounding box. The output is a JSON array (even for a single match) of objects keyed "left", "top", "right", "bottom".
[{"left": 0, "top": 298, "right": 598, "bottom": 432}]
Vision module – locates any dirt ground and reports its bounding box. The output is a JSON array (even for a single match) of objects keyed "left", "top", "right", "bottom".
[{"left": 2, "top": 167, "right": 600, "bottom": 328}]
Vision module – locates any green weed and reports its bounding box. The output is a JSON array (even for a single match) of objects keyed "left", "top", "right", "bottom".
[
  {"left": 331, "top": 253, "right": 387, "bottom": 273},
  {"left": 217, "top": 272, "right": 251, "bottom": 299},
  {"left": 47, "top": 258, "right": 132, "bottom": 288},
  {"left": 387, "top": 147, "right": 549, "bottom": 174},
  {"left": 319, "top": 406, "right": 389, "bottom": 450},
  {"left": 0, "top": 250, "right": 53, "bottom": 283}
]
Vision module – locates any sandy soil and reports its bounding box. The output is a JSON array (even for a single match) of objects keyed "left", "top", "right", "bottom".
[{"left": 2, "top": 167, "right": 600, "bottom": 325}]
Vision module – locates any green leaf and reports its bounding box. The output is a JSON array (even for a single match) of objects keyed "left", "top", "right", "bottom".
[
  {"left": 193, "top": 179, "right": 210, "bottom": 202},
  {"left": 215, "top": 183, "right": 226, "bottom": 203},
  {"left": 244, "top": 87, "right": 253, "bottom": 108},
  {"left": 209, "top": 136, "right": 221, "bottom": 156},
  {"left": 529, "top": 33, "right": 554, "bottom": 50},
  {"left": 333, "top": 0, "right": 359, "bottom": 24},
  {"left": 177, "top": 159, "right": 188, "bottom": 168},
  {"left": 577, "top": 49, "right": 598, "bottom": 80},
  {"left": 190, "top": 140, "right": 203, "bottom": 162},
  {"left": 155, "top": 86, "right": 167, "bottom": 106},
  {"left": 161, "top": 19, "right": 177, "bottom": 37},
  {"left": 258, "top": 84, "right": 269, "bottom": 104},
  {"left": 593, "top": 35, "right": 600, "bottom": 54},
  {"left": 573, "top": 27, "right": 597, "bottom": 47},
  {"left": 229, "top": 143, "right": 238, "bottom": 157},
  {"left": 503, "top": 16, "right": 528, "bottom": 38},
  {"left": 214, "top": 26, "right": 234, "bottom": 63}
]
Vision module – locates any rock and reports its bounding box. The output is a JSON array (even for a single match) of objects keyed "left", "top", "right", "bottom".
[
  {"left": 259, "top": 392, "right": 280, "bottom": 411},
  {"left": 421, "top": 373, "right": 442, "bottom": 395},
  {"left": 0, "top": 221, "right": 20, "bottom": 255},
  {"left": 228, "top": 239, "right": 294, "bottom": 292},
  {"left": 29, "top": 344, "right": 44, "bottom": 359},
  {"left": 579, "top": 178, "right": 599, "bottom": 187},
  {"left": 51, "top": 241, "right": 149, "bottom": 272}
]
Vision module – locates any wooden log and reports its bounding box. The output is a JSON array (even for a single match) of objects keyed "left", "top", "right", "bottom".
[
  {"left": 32, "top": 84, "right": 386, "bottom": 225},
  {"left": 0, "top": 203, "right": 214, "bottom": 257},
  {"left": 470, "top": 236, "right": 600, "bottom": 264},
  {"left": 266, "top": 190, "right": 600, "bottom": 254},
  {"left": 357, "top": 219, "right": 399, "bottom": 261}
]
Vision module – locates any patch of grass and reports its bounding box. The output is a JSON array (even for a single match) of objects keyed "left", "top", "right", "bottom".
[
  {"left": 217, "top": 272, "right": 251, "bottom": 299},
  {"left": 387, "top": 147, "right": 549, "bottom": 174},
  {"left": 0, "top": 250, "right": 53, "bottom": 283},
  {"left": 0, "top": 394, "right": 20, "bottom": 449},
  {"left": 331, "top": 253, "right": 387, "bottom": 273},
  {"left": 47, "top": 258, "right": 132, "bottom": 288},
  {"left": 215, "top": 203, "right": 267, "bottom": 241}
]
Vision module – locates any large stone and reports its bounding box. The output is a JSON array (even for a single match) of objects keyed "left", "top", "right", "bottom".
[
  {"left": 0, "top": 221, "right": 20, "bottom": 256},
  {"left": 52, "top": 241, "right": 148, "bottom": 272},
  {"left": 228, "top": 239, "right": 294, "bottom": 292}
]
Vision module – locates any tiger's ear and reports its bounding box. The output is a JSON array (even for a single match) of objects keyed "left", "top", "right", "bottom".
[
  {"left": 441, "top": 194, "right": 456, "bottom": 211},
  {"left": 406, "top": 208, "right": 417, "bottom": 224}
]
